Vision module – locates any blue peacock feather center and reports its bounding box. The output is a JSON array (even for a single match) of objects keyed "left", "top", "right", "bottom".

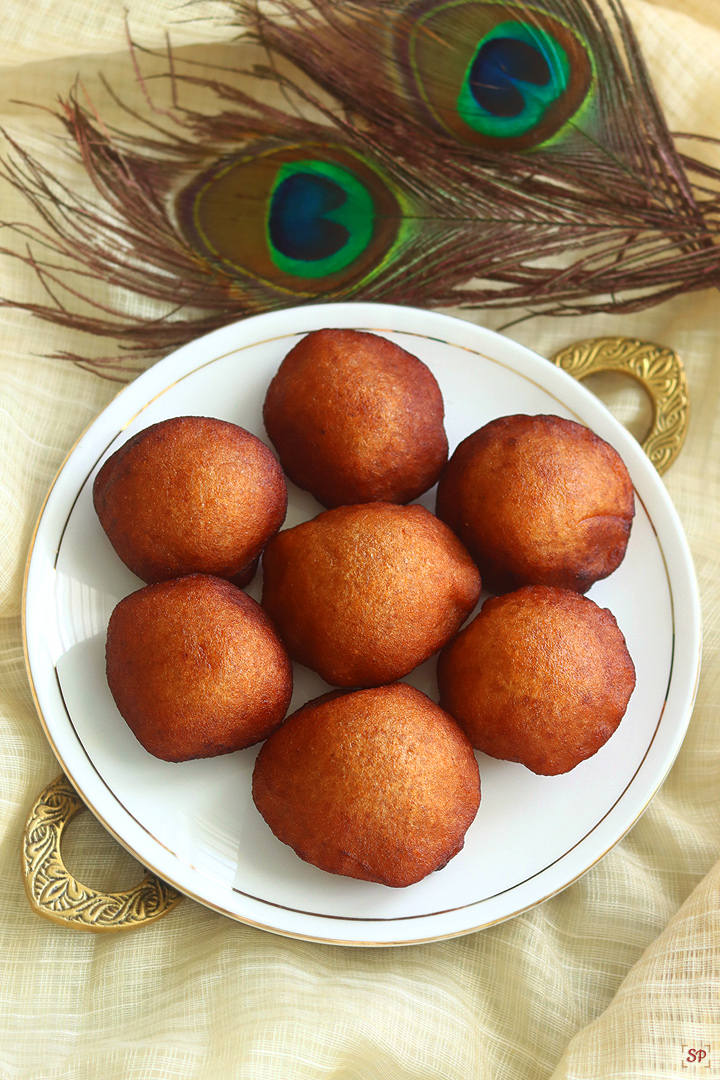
[
  {"left": 269, "top": 172, "right": 349, "bottom": 261},
  {"left": 468, "top": 37, "right": 551, "bottom": 117},
  {"left": 267, "top": 160, "right": 375, "bottom": 278},
  {"left": 458, "top": 22, "right": 571, "bottom": 137}
]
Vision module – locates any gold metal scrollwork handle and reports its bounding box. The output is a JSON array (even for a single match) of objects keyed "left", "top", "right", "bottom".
[
  {"left": 550, "top": 336, "right": 689, "bottom": 475},
  {"left": 22, "top": 774, "right": 182, "bottom": 931}
]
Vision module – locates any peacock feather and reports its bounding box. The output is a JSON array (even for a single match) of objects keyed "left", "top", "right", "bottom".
[
  {"left": 177, "top": 141, "right": 410, "bottom": 297},
  {"left": 1, "top": 0, "right": 719, "bottom": 376},
  {"left": 241, "top": 0, "right": 597, "bottom": 151}
]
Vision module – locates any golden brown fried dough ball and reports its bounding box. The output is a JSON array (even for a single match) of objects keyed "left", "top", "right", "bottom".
[
  {"left": 261, "top": 502, "right": 481, "bottom": 687},
  {"left": 94, "top": 416, "right": 286, "bottom": 586},
  {"left": 252, "top": 683, "right": 481, "bottom": 887},
  {"left": 106, "top": 574, "right": 293, "bottom": 762},
  {"left": 436, "top": 414, "right": 635, "bottom": 594},
  {"left": 438, "top": 585, "right": 636, "bottom": 775},
  {"left": 263, "top": 328, "right": 448, "bottom": 507}
]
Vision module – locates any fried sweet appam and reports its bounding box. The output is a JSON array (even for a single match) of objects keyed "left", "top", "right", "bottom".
[
  {"left": 438, "top": 585, "right": 636, "bottom": 775},
  {"left": 263, "top": 328, "right": 448, "bottom": 507},
  {"left": 261, "top": 502, "right": 481, "bottom": 687},
  {"left": 252, "top": 683, "right": 481, "bottom": 887},
  {"left": 106, "top": 574, "right": 293, "bottom": 762},
  {"left": 93, "top": 415, "right": 286, "bottom": 586},
  {"left": 436, "top": 413, "right": 635, "bottom": 594}
]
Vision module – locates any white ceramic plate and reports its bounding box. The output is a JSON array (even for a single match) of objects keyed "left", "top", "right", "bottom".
[{"left": 23, "top": 302, "right": 701, "bottom": 945}]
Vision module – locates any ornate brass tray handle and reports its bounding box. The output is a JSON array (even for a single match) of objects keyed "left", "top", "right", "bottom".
[
  {"left": 22, "top": 774, "right": 182, "bottom": 931},
  {"left": 21, "top": 335, "right": 688, "bottom": 931},
  {"left": 550, "top": 336, "right": 688, "bottom": 476}
]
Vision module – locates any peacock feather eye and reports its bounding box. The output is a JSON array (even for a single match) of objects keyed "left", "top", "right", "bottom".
[
  {"left": 267, "top": 159, "right": 376, "bottom": 279},
  {"left": 176, "top": 143, "right": 402, "bottom": 296},
  {"left": 400, "top": 0, "right": 593, "bottom": 150}
]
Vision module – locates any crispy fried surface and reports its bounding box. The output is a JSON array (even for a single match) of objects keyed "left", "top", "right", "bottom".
[
  {"left": 261, "top": 502, "right": 481, "bottom": 687},
  {"left": 93, "top": 416, "right": 286, "bottom": 585},
  {"left": 263, "top": 329, "right": 448, "bottom": 507},
  {"left": 436, "top": 414, "right": 635, "bottom": 593},
  {"left": 106, "top": 574, "right": 293, "bottom": 762},
  {"left": 438, "top": 585, "right": 636, "bottom": 775},
  {"left": 252, "top": 683, "right": 481, "bottom": 887}
]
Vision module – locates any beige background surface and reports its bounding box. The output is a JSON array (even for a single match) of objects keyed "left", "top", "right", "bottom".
[{"left": 1, "top": 2, "right": 719, "bottom": 1077}]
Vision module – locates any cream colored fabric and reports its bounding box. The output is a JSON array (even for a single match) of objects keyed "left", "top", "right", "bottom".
[
  {"left": 1, "top": 2, "right": 719, "bottom": 1077},
  {"left": 0, "top": 0, "right": 233, "bottom": 68}
]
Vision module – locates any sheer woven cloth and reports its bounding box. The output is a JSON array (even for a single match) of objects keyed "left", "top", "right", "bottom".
[{"left": 0, "top": 2, "right": 718, "bottom": 1077}]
